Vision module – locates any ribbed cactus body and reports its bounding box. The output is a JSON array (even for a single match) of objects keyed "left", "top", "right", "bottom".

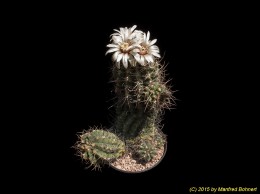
[
  {"left": 113, "top": 62, "right": 170, "bottom": 109},
  {"left": 136, "top": 139, "right": 158, "bottom": 162},
  {"left": 131, "top": 125, "right": 166, "bottom": 162},
  {"left": 112, "top": 62, "right": 171, "bottom": 161},
  {"left": 77, "top": 129, "right": 125, "bottom": 168}
]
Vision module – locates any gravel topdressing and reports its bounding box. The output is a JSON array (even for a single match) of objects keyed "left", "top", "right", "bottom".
[{"left": 110, "top": 146, "right": 165, "bottom": 173}]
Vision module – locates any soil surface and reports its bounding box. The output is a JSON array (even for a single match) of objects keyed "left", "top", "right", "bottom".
[{"left": 110, "top": 146, "right": 165, "bottom": 173}]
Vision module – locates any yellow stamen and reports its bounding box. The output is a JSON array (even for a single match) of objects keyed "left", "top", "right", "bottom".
[{"left": 120, "top": 42, "right": 129, "bottom": 53}]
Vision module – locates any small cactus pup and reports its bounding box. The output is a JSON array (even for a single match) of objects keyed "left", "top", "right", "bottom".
[
  {"left": 75, "top": 127, "right": 125, "bottom": 170},
  {"left": 75, "top": 25, "right": 174, "bottom": 172}
]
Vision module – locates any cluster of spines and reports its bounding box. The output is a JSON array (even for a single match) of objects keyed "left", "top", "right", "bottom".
[
  {"left": 112, "top": 61, "right": 174, "bottom": 111},
  {"left": 75, "top": 128, "right": 125, "bottom": 169}
]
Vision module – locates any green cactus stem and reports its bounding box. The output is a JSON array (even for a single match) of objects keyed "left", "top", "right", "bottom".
[
  {"left": 76, "top": 128, "right": 125, "bottom": 169},
  {"left": 111, "top": 61, "right": 173, "bottom": 161}
]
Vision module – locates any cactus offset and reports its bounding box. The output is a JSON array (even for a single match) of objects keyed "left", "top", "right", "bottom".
[
  {"left": 76, "top": 128, "right": 125, "bottom": 169},
  {"left": 129, "top": 125, "right": 166, "bottom": 162},
  {"left": 136, "top": 139, "right": 158, "bottom": 162}
]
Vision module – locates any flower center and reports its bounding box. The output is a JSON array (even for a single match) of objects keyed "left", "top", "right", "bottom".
[
  {"left": 120, "top": 42, "right": 129, "bottom": 53},
  {"left": 139, "top": 46, "right": 148, "bottom": 55}
]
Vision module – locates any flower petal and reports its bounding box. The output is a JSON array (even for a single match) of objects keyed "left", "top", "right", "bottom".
[
  {"left": 144, "top": 55, "right": 150, "bottom": 63},
  {"left": 105, "top": 47, "right": 119, "bottom": 55},
  {"left": 107, "top": 44, "right": 119, "bottom": 48},
  {"left": 146, "top": 31, "right": 150, "bottom": 42},
  {"left": 140, "top": 55, "right": 145, "bottom": 66},
  {"left": 152, "top": 52, "right": 161, "bottom": 58},
  {"left": 113, "top": 29, "right": 121, "bottom": 33},
  {"left": 112, "top": 36, "right": 122, "bottom": 44},
  {"left": 134, "top": 53, "right": 141, "bottom": 62},
  {"left": 144, "top": 55, "right": 154, "bottom": 63},
  {"left": 110, "top": 32, "right": 120, "bottom": 37},
  {"left": 149, "top": 57, "right": 154, "bottom": 63},
  {"left": 122, "top": 54, "right": 128, "bottom": 68},
  {"left": 112, "top": 51, "right": 120, "bottom": 61},
  {"left": 149, "top": 39, "right": 157, "bottom": 46},
  {"left": 150, "top": 45, "right": 159, "bottom": 50},
  {"left": 143, "top": 33, "right": 146, "bottom": 44},
  {"left": 149, "top": 50, "right": 160, "bottom": 55},
  {"left": 117, "top": 53, "right": 123, "bottom": 62},
  {"left": 120, "top": 27, "right": 124, "bottom": 34},
  {"left": 125, "top": 30, "right": 129, "bottom": 40},
  {"left": 131, "top": 25, "right": 137, "bottom": 32},
  {"left": 150, "top": 48, "right": 159, "bottom": 52}
]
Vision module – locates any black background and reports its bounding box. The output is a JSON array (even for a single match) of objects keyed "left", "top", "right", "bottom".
[{"left": 13, "top": 3, "right": 258, "bottom": 192}]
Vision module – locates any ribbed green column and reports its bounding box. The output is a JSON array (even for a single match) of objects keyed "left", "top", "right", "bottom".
[{"left": 112, "top": 62, "right": 172, "bottom": 161}]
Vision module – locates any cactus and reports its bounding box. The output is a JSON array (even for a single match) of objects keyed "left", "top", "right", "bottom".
[
  {"left": 76, "top": 128, "right": 125, "bottom": 169},
  {"left": 130, "top": 126, "right": 166, "bottom": 162},
  {"left": 75, "top": 25, "right": 174, "bottom": 170},
  {"left": 135, "top": 139, "right": 158, "bottom": 162}
]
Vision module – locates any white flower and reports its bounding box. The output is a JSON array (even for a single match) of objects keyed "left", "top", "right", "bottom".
[
  {"left": 105, "top": 25, "right": 142, "bottom": 69},
  {"left": 132, "top": 31, "right": 161, "bottom": 66}
]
